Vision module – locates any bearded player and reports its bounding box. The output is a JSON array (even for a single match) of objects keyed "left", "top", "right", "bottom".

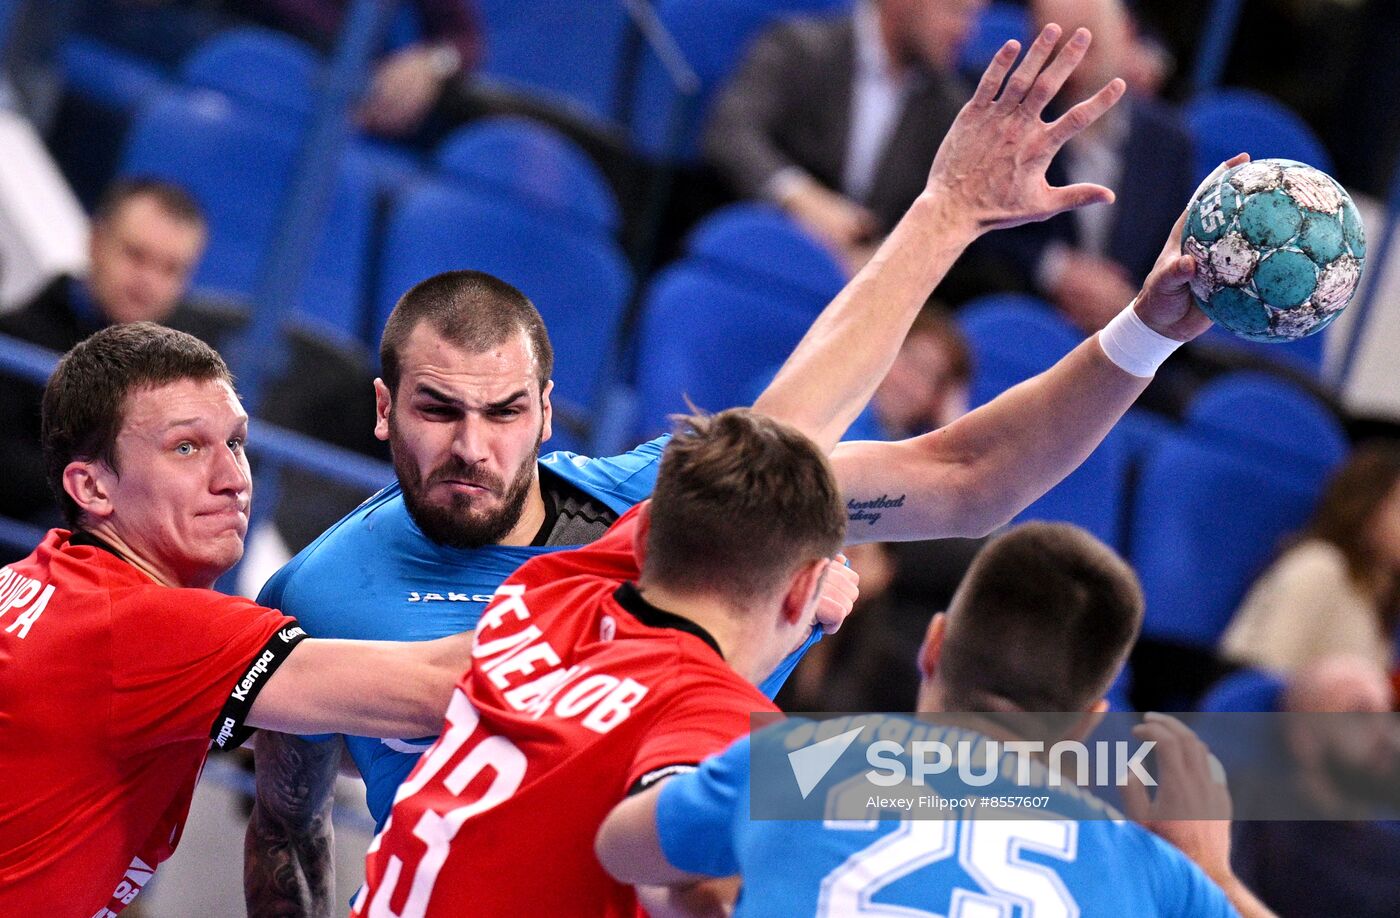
[{"left": 247, "top": 25, "right": 1216, "bottom": 915}]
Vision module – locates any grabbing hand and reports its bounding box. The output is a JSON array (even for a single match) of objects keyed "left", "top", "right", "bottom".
[
  {"left": 1132, "top": 154, "right": 1250, "bottom": 340},
  {"left": 925, "top": 25, "right": 1126, "bottom": 235},
  {"left": 1122, "top": 713, "right": 1233, "bottom": 881},
  {"left": 813, "top": 554, "right": 861, "bottom": 635}
]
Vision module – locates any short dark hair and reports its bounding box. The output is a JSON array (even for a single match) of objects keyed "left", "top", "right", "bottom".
[
  {"left": 646, "top": 408, "right": 846, "bottom": 600},
  {"left": 42, "top": 322, "right": 233, "bottom": 526},
  {"left": 940, "top": 522, "right": 1143, "bottom": 712},
  {"left": 94, "top": 177, "right": 206, "bottom": 230},
  {"left": 379, "top": 271, "right": 554, "bottom": 394}
]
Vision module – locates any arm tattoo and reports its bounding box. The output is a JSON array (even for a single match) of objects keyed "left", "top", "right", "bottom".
[
  {"left": 244, "top": 731, "right": 342, "bottom": 918},
  {"left": 847, "top": 493, "right": 907, "bottom": 527}
]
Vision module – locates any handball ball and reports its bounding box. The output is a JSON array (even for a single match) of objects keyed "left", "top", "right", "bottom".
[{"left": 1181, "top": 159, "right": 1365, "bottom": 342}]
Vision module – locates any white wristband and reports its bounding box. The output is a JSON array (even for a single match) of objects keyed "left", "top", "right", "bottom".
[{"left": 1097, "top": 300, "right": 1182, "bottom": 378}]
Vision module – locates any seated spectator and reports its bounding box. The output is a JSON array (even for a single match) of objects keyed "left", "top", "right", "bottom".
[
  {"left": 70, "top": 0, "right": 479, "bottom": 137},
  {"left": 1004, "top": 0, "right": 1194, "bottom": 333},
  {"left": 703, "top": 0, "right": 1000, "bottom": 292},
  {"left": 0, "top": 178, "right": 235, "bottom": 524},
  {"left": 1231, "top": 656, "right": 1400, "bottom": 917},
  {"left": 0, "top": 178, "right": 381, "bottom": 551},
  {"left": 869, "top": 307, "right": 971, "bottom": 439},
  {"left": 1221, "top": 445, "right": 1400, "bottom": 675}
]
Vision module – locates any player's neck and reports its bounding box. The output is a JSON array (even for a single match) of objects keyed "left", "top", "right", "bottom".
[
  {"left": 632, "top": 579, "right": 776, "bottom": 684},
  {"left": 76, "top": 522, "right": 207, "bottom": 589},
  {"left": 496, "top": 475, "right": 548, "bottom": 547}
]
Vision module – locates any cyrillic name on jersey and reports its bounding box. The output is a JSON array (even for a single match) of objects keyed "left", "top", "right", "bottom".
[{"left": 473, "top": 584, "right": 649, "bottom": 733}]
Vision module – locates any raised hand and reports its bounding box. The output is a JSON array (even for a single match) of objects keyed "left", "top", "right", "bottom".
[{"left": 925, "top": 25, "right": 1126, "bottom": 234}]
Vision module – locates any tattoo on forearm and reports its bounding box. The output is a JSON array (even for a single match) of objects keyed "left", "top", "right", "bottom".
[
  {"left": 847, "top": 494, "right": 906, "bottom": 526},
  {"left": 244, "top": 732, "right": 341, "bottom": 918}
]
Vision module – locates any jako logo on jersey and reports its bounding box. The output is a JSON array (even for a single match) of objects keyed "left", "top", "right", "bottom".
[
  {"left": 407, "top": 591, "right": 494, "bottom": 603},
  {"left": 229, "top": 649, "right": 277, "bottom": 702},
  {"left": 0, "top": 566, "right": 56, "bottom": 640}
]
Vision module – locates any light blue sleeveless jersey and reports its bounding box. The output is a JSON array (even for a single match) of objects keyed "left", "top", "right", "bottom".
[
  {"left": 656, "top": 722, "right": 1241, "bottom": 918},
  {"left": 259, "top": 437, "right": 819, "bottom": 830}
]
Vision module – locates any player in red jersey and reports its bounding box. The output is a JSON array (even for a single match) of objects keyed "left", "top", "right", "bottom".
[
  {"left": 0, "top": 323, "right": 473, "bottom": 918},
  {"left": 355, "top": 408, "right": 844, "bottom": 918}
]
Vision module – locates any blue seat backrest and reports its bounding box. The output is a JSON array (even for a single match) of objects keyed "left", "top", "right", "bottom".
[
  {"left": 435, "top": 116, "right": 620, "bottom": 235},
  {"left": 958, "top": 1, "right": 1032, "bottom": 76},
  {"left": 1198, "top": 668, "right": 1287, "bottom": 713},
  {"left": 1184, "top": 88, "right": 1334, "bottom": 184},
  {"left": 684, "top": 203, "right": 846, "bottom": 301},
  {"left": 1184, "top": 371, "right": 1347, "bottom": 472},
  {"left": 634, "top": 263, "right": 825, "bottom": 436},
  {"left": 119, "top": 90, "right": 377, "bottom": 342},
  {"left": 628, "top": 0, "right": 853, "bottom": 161},
  {"left": 377, "top": 182, "right": 633, "bottom": 412},
  {"left": 1130, "top": 431, "right": 1328, "bottom": 646},
  {"left": 957, "top": 293, "right": 1083, "bottom": 407},
  {"left": 179, "top": 27, "right": 320, "bottom": 122}
]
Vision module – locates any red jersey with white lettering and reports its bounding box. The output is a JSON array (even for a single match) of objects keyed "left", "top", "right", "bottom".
[
  {"left": 355, "top": 503, "right": 779, "bottom": 918},
  {"left": 0, "top": 530, "right": 302, "bottom": 918}
]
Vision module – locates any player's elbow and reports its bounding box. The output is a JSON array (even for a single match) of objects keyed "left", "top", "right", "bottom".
[{"left": 594, "top": 812, "right": 639, "bottom": 885}]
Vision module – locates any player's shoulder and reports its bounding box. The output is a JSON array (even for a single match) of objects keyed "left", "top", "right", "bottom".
[
  {"left": 260, "top": 482, "right": 406, "bottom": 601},
  {"left": 538, "top": 435, "right": 669, "bottom": 512}
]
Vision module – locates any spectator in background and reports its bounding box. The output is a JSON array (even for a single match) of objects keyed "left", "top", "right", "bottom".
[
  {"left": 869, "top": 307, "right": 971, "bottom": 439},
  {"left": 703, "top": 0, "right": 997, "bottom": 289},
  {"left": 1231, "top": 656, "right": 1400, "bottom": 917},
  {"left": 70, "top": 0, "right": 480, "bottom": 137},
  {"left": 0, "top": 178, "right": 381, "bottom": 551},
  {"left": 1004, "top": 0, "right": 1194, "bottom": 333},
  {"left": 0, "top": 179, "right": 235, "bottom": 524},
  {"left": 1221, "top": 445, "right": 1400, "bottom": 675}
]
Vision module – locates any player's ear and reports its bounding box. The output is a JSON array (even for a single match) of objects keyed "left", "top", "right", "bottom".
[
  {"left": 783, "top": 558, "right": 828, "bottom": 625},
  {"left": 539, "top": 379, "right": 554, "bottom": 446},
  {"left": 64, "top": 458, "right": 115, "bottom": 521},
  {"left": 917, "top": 612, "right": 948, "bottom": 680},
  {"left": 373, "top": 378, "right": 392, "bottom": 442},
  {"left": 631, "top": 501, "right": 652, "bottom": 567}
]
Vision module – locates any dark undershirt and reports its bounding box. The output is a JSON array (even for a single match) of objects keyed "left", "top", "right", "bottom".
[{"left": 530, "top": 468, "right": 622, "bottom": 547}]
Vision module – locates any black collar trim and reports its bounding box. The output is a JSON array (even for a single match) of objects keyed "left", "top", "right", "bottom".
[
  {"left": 69, "top": 530, "right": 126, "bottom": 562},
  {"left": 613, "top": 582, "right": 724, "bottom": 660}
]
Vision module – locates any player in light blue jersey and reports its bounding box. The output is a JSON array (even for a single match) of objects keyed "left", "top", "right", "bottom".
[
  {"left": 247, "top": 25, "right": 1239, "bottom": 914},
  {"left": 598, "top": 524, "right": 1276, "bottom": 918}
]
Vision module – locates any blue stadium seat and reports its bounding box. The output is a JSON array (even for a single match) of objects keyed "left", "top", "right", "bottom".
[
  {"left": 179, "top": 27, "right": 319, "bottom": 122},
  {"left": 378, "top": 182, "right": 633, "bottom": 415},
  {"left": 435, "top": 116, "right": 620, "bottom": 235},
  {"left": 475, "top": 0, "right": 633, "bottom": 122},
  {"left": 956, "top": 293, "right": 1082, "bottom": 408},
  {"left": 958, "top": 1, "right": 1032, "bottom": 77},
  {"left": 1130, "top": 431, "right": 1331, "bottom": 647},
  {"left": 1198, "top": 668, "right": 1287, "bottom": 713},
  {"left": 634, "top": 265, "right": 827, "bottom": 437},
  {"left": 1184, "top": 371, "right": 1348, "bottom": 471},
  {"left": 60, "top": 35, "right": 170, "bottom": 113},
  {"left": 683, "top": 203, "right": 846, "bottom": 300},
  {"left": 628, "top": 0, "right": 853, "bottom": 161},
  {"left": 1195, "top": 322, "right": 1329, "bottom": 376},
  {"left": 119, "top": 90, "right": 377, "bottom": 342},
  {"left": 1184, "top": 88, "right": 1334, "bottom": 184}
]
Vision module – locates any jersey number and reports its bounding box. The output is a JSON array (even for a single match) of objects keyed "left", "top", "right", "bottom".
[
  {"left": 818, "top": 816, "right": 1080, "bottom": 917},
  {"left": 357, "top": 690, "right": 526, "bottom": 918}
]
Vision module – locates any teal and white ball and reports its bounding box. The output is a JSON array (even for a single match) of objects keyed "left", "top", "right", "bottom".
[{"left": 1181, "top": 159, "right": 1365, "bottom": 342}]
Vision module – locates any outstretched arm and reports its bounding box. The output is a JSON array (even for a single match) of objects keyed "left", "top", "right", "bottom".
[
  {"left": 248, "top": 631, "right": 473, "bottom": 739},
  {"left": 753, "top": 25, "right": 1126, "bottom": 453},
  {"left": 831, "top": 156, "right": 1246, "bottom": 544},
  {"left": 244, "top": 732, "right": 342, "bottom": 918}
]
